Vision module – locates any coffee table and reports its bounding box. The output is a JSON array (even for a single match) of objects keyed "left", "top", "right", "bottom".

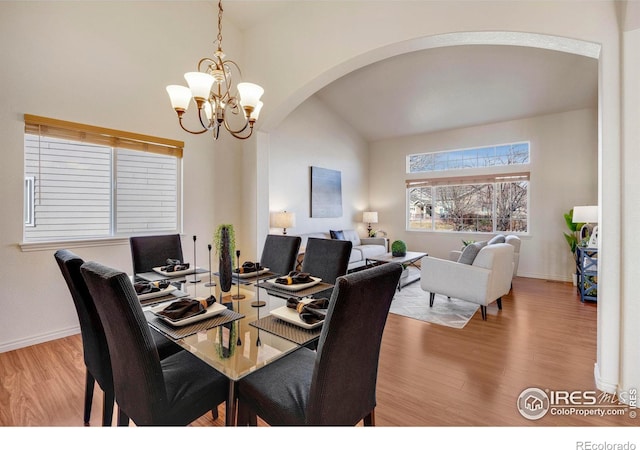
[{"left": 366, "top": 251, "right": 428, "bottom": 290}]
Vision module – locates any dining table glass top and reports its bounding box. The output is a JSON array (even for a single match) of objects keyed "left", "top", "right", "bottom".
[{"left": 142, "top": 271, "right": 321, "bottom": 382}]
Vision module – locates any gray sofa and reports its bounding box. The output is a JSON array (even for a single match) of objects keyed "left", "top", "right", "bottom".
[{"left": 295, "top": 229, "right": 388, "bottom": 271}]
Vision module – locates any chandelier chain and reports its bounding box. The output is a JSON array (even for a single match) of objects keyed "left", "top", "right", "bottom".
[{"left": 217, "top": 0, "right": 223, "bottom": 50}]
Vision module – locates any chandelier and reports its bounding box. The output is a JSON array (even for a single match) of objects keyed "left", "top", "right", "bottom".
[{"left": 166, "top": 0, "right": 264, "bottom": 140}]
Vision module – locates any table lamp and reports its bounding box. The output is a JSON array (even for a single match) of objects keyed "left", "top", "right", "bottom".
[
  {"left": 363, "top": 211, "right": 378, "bottom": 236},
  {"left": 271, "top": 211, "right": 296, "bottom": 235},
  {"left": 572, "top": 205, "right": 598, "bottom": 247}
]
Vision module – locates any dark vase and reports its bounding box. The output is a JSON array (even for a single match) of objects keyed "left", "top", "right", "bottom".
[{"left": 219, "top": 226, "right": 233, "bottom": 292}]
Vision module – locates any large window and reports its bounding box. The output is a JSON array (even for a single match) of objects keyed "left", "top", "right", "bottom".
[
  {"left": 407, "top": 142, "right": 530, "bottom": 233},
  {"left": 23, "top": 115, "right": 183, "bottom": 242}
]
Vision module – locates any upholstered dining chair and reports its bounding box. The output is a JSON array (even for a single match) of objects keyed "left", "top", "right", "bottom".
[
  {"left": 236, "top": 262, "right": 402, "bottom": 426},
  {"left": 80, "top": 260, "right": 230, "bottom": 426},
  {"left": 301, "top": 237, "right": 352, "bottom": 298},
  {"left": 259, "top": 234, "right": 302, "bottom": 276},
  {"left": 129, "top": 234, "right": 183, "bottom": 278},
  {"left": 54, "top": 249, "right": 185, "bottom": 426}
]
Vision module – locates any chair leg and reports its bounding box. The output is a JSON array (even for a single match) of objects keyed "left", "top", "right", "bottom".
[
  {"left": 211, "top": 406, "right": 219, "bottom": 420},
  {"left": 497, "top": 297, "right": 503, "bottom": 310},
  {"left": 236, "top": 400, "right": 257, "bottom": 426},
  {"left": 117, "top": 407, "right": 130, "bottom": 426},
  {"left": 480, "top": 305, "right": 487, "bottom": 320},
  {"left": 429, "top": 292, "right": 435, "bottom": 307},
  {"left": 83, "top": 370, "right": 95, "bottom": 426},
  {"left": 102, "top": 389, "right": 114, "bottom": 426},
  {"left": 363, "top": 409, "right": 375, "bottom": 426}
]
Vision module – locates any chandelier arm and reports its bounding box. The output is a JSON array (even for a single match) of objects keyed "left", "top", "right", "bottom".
[
  {"left": 178, "top": 115, "right": 210, "bottom": 135},
  {"left": 197, "top": 57, "right": 219, "bottom": 72}
]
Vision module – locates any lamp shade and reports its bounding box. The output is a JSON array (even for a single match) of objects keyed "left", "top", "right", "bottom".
[
  {"left": 363, "top": 211, "right": 378, "bottom": 224},
  {"left": 238, "top": 82, "right": 264, "bottom": 109},
  {"left": 572, "top": 206, "right": 598, "bottom": 223},
  {"left": 166, "top": 85, "right": 193, "bottom": 111},
  {"left": 271, "top": 211, "right": 296, "bottom": 229}
]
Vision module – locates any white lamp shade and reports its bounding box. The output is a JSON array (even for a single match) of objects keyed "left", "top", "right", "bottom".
[
  {"left": 363, "top": 211, "right": 378, "bottom": 224},
  {"left": 166, "top": 85, "right": 193, "bottom": 111},
  {"left": 573, "top": 205, "right": 598, "bottom": 223},
  {"left": 250, "top": 101, "right": 264, "bottom": 120},
  {"left": 184, "top": 71, "right": 215, "bottom": 100},
  {"left": 238, "top": 82, "right": 264, "bottom": 109},
  {"left": 271, "top": 211, "right": 295, "bottom": 229}
]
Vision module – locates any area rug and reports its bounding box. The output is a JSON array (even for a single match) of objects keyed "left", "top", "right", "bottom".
[{"left": 389, "top": 282, "right": 483, "bottom": 329}]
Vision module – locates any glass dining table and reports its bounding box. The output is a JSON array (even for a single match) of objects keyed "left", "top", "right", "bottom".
[{"left": 137, "top": 269, "right": 332, "bottom": 426}]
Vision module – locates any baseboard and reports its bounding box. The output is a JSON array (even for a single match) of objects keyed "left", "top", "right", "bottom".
[
  {"left": 0, "top": 325, "right": 80, "bottom": 354},
  {"left": 514, "top": 271, "right": 573, "bottom": 283}
]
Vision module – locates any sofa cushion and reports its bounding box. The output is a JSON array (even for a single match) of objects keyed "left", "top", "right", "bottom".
[
  {"left": 330, "top": 229, "right": 345, "bottom": 240},
  {"left": 342, "top": 229, "right": 362, "bottom": 247},
  {"left": 457, "top": 241, "right": 487, "bottom": 265},
  {"left": 488, "top": 234, "right": 506, "bottom": 245},
  {"left": 358, "top": 244, "right": 385, "bottom": 260}
]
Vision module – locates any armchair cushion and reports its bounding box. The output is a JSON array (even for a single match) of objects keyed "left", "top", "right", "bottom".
[
  {"left": 457, "top": 241, "right": 487, "bottom": 265},
  {"left": 488, "top": 234, "right": 506, "bottom": 245}
]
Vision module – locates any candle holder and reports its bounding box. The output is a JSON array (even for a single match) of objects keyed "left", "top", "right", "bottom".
[
  {"left": 251, "top": 261, "right": 266, "bottom": 308},
  {"left": 232, "top": 249, "right": 245, "bottom": 300},
  {"left": 205, "top": 243, "right": 216, "bottom": 288},
  {"left": 189, "top": 235, "right": 201, "bottom": 284}
]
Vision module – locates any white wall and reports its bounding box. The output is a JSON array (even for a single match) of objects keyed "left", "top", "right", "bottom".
[
  {"left": 268, "top": 96, "right": 370, "bottom": 237},
  {"left": 369, "top": 108, "right": 598, "bottom": 281},
  {"left": 0, "top": 1, "right": 245, "bottom": 352}
]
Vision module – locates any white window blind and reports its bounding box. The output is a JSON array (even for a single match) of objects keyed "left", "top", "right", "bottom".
[{"left": 23, "top": 115, "right": 183, "bottom": 242}]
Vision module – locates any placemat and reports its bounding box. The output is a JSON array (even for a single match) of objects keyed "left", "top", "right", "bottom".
[
  {"left": 139, "top": 290, "right": 188, "bottom": 307},
  {"left": 212, "top": 271, "right": 279, "bottom": 285},
  {"left": 249, "top": 315, "right": 321, "bottom": 346},
  {"left": 145, "top": 308, "right": 244, "bottom": 340},
  {"left": 260, "top": 281, "right": 334, "bottom": 299}
]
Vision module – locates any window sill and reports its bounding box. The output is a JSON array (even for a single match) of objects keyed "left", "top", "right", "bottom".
[{"left": 19, "top": 237, "right": 130, "bottom": 252}]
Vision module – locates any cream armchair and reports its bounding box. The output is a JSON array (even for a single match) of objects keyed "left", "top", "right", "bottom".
[{"left": 421, "top": 243, "right": 515, "bottom": 320}]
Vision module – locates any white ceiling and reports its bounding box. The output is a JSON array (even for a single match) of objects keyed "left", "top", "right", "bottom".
[{"left": 223, "top": 3, "right": 598, "bottom": 142}]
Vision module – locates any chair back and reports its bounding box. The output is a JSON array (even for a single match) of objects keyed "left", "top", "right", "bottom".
[
  {"left": 260, "top": 234, "right": 302, "bottom": 276},
  {"left": 54, "top": 250, "right": 113, "bottom": 393},
  {"left": 301, "top": 237, "right": 352, "bottom": 285},
  {"left": 81, "top": 261, "right": 167, "bottom": 425},
  {"left": 306, "top": 262, "right": 402, "bottom": 425},
  {"left": 472, "top": 243, "right": 514, "bottom": 299},
  {"left": 129, "top": 234, "right": 183, "bottom": 276}
]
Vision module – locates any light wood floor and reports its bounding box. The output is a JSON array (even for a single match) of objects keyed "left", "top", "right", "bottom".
[{"left": 0, "top": 277, "right": 635, "bottom": 427}]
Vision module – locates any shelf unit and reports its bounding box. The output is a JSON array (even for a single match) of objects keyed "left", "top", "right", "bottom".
[{"left": 576, "top": 247, "right": 598, "bottom": 302}]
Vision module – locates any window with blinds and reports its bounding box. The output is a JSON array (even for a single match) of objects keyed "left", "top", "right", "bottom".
[{"left": 23, "top": 115, "right": 183, "bottom": 242}]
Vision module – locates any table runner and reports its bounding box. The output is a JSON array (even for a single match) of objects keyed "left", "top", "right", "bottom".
[
  {"left": 249, "top": 315, "right": 321, "bottom": 346},
  {"left": 145, "top": 309, "right": 244, "bottom": 340}
]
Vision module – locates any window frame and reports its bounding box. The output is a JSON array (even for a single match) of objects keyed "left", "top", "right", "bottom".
[
  {"left": 405, "top": 141, "right": 531, "bottom": 235},
  {"left": 22, "top": 115, "right": 184, "bottom": 249}
]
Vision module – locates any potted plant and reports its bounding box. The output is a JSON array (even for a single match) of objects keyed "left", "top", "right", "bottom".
[
  {"left": 563, "top": 209, "right": 584, "bottom": 285},
  {"left": 391, "top": 240, "right": 407, "bottom": 257}
]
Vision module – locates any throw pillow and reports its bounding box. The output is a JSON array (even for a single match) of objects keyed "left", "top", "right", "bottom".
[
  {"left": 457, "top": 241, "right": 487, "bottom": 265},
  {"left": 330, "top": 229, "right": 345, "bottom": 240},
  {"left": 488, "top": 234, "right": 506, "bottom": 245}
]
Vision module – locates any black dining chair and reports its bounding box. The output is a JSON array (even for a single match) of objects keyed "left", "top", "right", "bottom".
[
  {"left": 80, "top": 260, "right": 229, "bottom": 426},
  {"left": 301, "top": 237, "right": 352, "bottom": 298},
  {"left": 236, "top": 262, "right": 402, "bottom": 426},
  {"left": 54, "top": 249, "right": 185, "bottom": 426},
  {"left": 259, "top": 234, "right": 302, "bottom": 276},
  {"left": 129, "top": 234, "right": 184, "bottom": 278}
]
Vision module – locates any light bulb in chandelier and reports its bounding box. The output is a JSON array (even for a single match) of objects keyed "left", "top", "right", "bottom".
[{"left": 165, "top": 0, "right": 264, "bottom": 140}]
